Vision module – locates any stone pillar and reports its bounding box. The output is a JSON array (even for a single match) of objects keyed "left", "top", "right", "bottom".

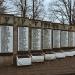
[{"left": 13, "top": 25, "right": 18, "bottom": 65}]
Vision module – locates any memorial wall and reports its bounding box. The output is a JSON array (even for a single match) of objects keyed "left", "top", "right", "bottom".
[
  {"left": 0, "top": 14, "right": 75, "bottom": 66},
  {"left": 0, "top": 15, "right": 75, "bottom": 52}
]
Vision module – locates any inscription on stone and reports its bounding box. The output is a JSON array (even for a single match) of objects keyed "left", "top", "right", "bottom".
[
  {"left": 61, "top": 31, "right": 68, "bottom": 47},
  {"left": 18, "top": 27, "right": 29, "bottom": 51},
  {"left": 53, "top": 30, "right": 60, "bottom": 48},
  {"left": 0, "top": 26, "right": 13, "bottom": 53},
  {"left": 43, "top": 29, "right": 52, "bottom": 49},
  {"left": 31, "top": 29, "right": 41, "bottom": 50},
  {"left": 69, "top": 32, "right": 75, "bottom": 47}
]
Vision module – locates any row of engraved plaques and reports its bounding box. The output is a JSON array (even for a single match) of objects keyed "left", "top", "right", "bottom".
[
  {"left": 0, "top": 26, "right": 13, "bottom": 53},
  {"left": 18, "top": 27, "right": 75, "bottom": 51},
  {"left": 0, "top": 26, "right": 75, "bottom": 53}
]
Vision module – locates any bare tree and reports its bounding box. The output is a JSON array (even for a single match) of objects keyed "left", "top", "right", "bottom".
[
  {"left": 48, "top": 0, "right": 73, "bottom": 25},
  {"left": 72, "top": 1, "right": 75, "bottom": 24},
  {"left": 6, "top": 0, "right": 46, "bottom": 21},
  {"left": 31, "top": 0, "right": 45, "bottom": 20},
  {"left": 0, "top": 0, "right": 6, "bottom": 14},
  {"left": 10, "top": 0, "right": 27, "bottom": 18},
  {"left": 10, "top": 0, "right": 45, "bottom": 20},
  {"left": 20, "top": 0, "right": 27, "bottom": 18}
]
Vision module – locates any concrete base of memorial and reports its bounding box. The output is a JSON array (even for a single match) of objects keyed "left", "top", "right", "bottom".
[{"left": 17, "top": 57, "right": 32, "bottom": 66}]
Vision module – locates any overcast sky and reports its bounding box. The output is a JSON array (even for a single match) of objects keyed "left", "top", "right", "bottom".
[{"left": 5, "top": 0, "right": 52, "bottom": 14}]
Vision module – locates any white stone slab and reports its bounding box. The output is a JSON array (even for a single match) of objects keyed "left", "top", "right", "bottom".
[
  {"left": 45, "top": 54, "right": 56, "bottom": 60},
  {"left": 32, "top": 55, "right": 44, "bottom": 62},
  {"left": 70, "top": 51, "right": 75, "bottom": 56},
  {"left": 0, "top": 27, "right": 1, "bottom": 53},
  {"left": 31, "top": 29, "right": 41, "bottom": 50},
  {"left": 17, "top": 57, "right": 32, "bottom": 66},
  {"left": 73, "top": 32, "right": 75, "bottom": 47},
  {"left": 0, "top": 26, "right": 13, "bottom": 53},
  {"left": 43, "top": 29, "right": 52, "bottom": 49},
  {"left": 64, "top": 51, "right": 74, "bottom": 57},
  {"left": 8, "top": 26, "right": 13, "bottom": 52},
  {"left": 55, "top": 52, "right": 66, "bottom": 58},
  {"left": 18, "top": 27, "right": 29, "bottom": 51},
  {"left": 68, "top": 32, "right": 75, "bottom": 47},
  {"left": 53, "top": 30, "right": 60, "bottom": 48},
  {"left": 61, "top": 31, "right": 68, "bottom": 47}
]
